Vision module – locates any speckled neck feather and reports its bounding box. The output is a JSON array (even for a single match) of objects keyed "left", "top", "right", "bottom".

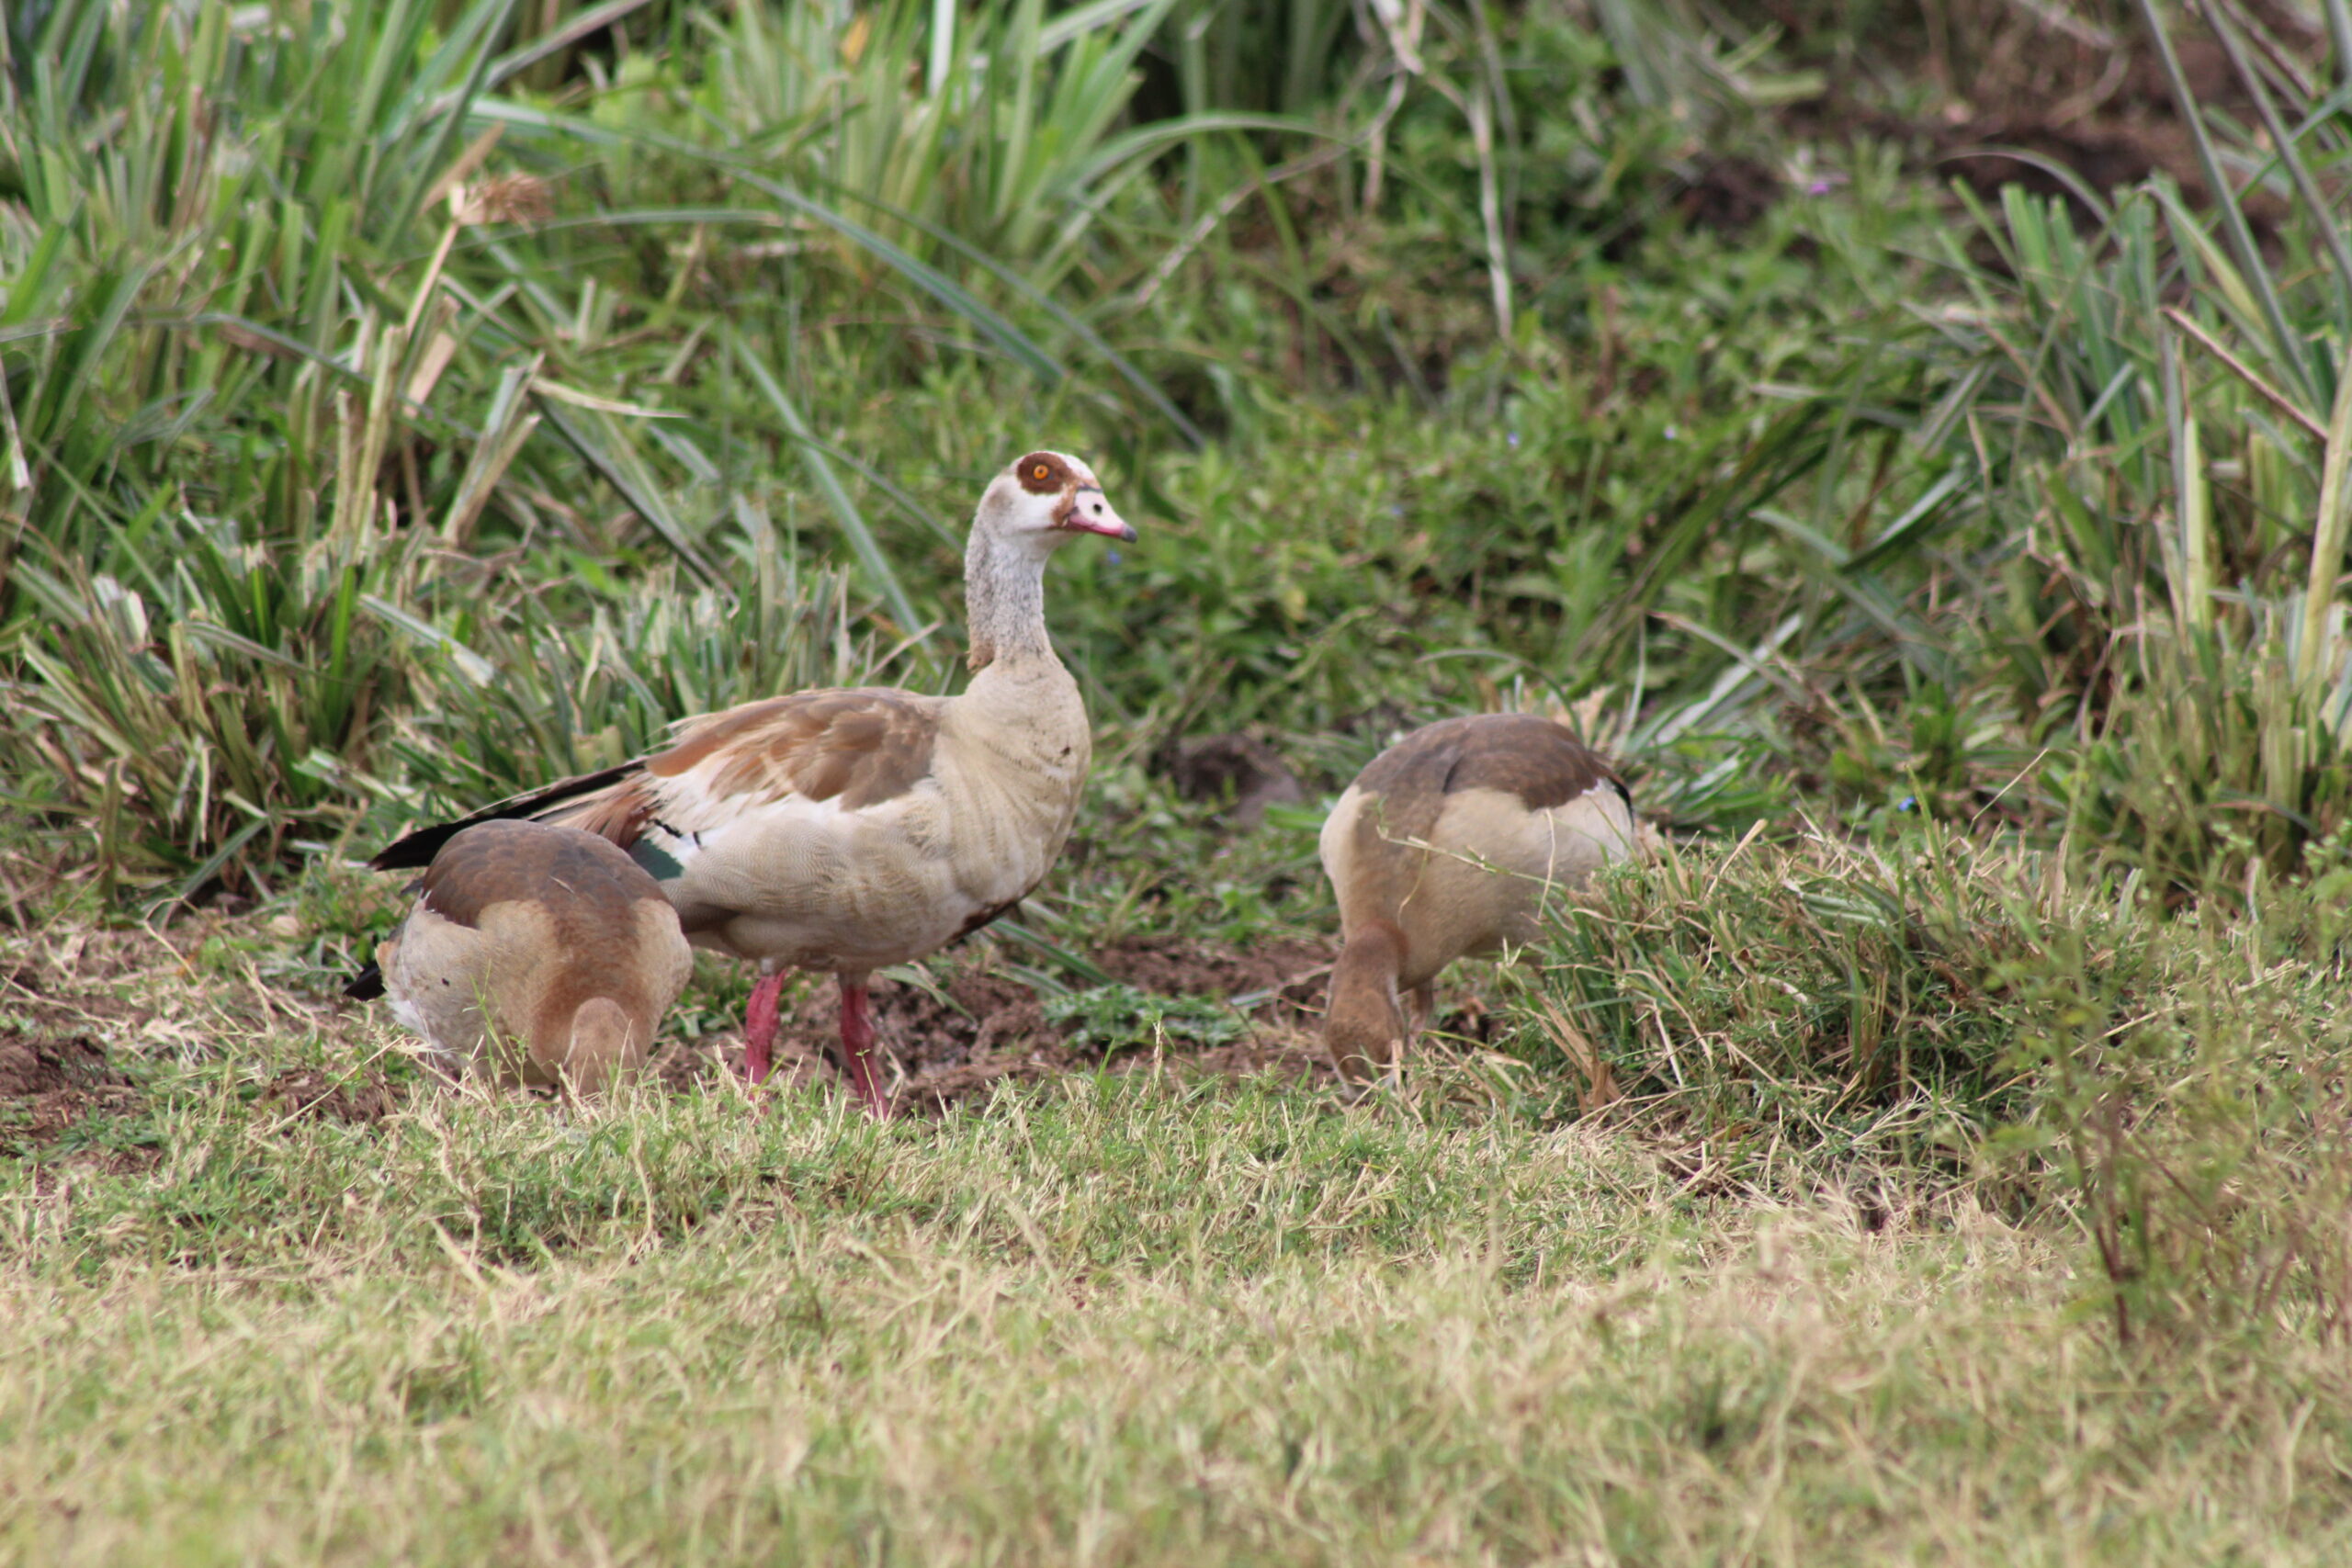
[{"left": 964, "top": 498, "right": 1053, "bottom": 671}]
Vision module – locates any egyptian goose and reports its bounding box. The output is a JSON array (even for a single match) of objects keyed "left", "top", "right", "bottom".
[
  {"left": 1318, "top": 714, "right": 1639, "bottom": 1081},
  {"left": 346, "top": 819, "right": 692, "bottom": 1094},
  {"left": 366, "top": 451, "right": 1135, "bottom": 1117}
]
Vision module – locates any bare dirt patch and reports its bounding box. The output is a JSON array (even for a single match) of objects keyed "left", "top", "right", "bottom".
[
  {"left": 0, "top": 933, "right": 159, "bottom": 1161},
  {"left": 1679, "top": 154, "right": 1783, "bottom": 235},
  {"left": 1760, "top": 0, "right": 2321, "bottom": 222},
  {"left": 727, "top": 933, "right": 1341, "bottom": 1114},
  {"left": 0, "top": 1033, "right": 142, "bottom": 1148},
  {"left": 1159, "top": 733, "right": 1308, "bottom": 829},
  {"left": 6, "top": 910, "right": 1517, "bottom": 1129},
  {"left": 0, "top": 910, "right": 364, "bottom": 1158}
]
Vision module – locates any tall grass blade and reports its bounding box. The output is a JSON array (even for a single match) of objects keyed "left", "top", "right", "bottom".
[
  {"left": 2297, "top": 345, "right": 2352, "bottom": 693},
  {"left": 2205, "top": 3, "right": 2352, "bottom": 305},
  {"left": 440, "top": 358, "right": 542, "bottom": 547},
  {"left": 725, "top": 325, "right": 926, "bottom": 641},
  {"left": 531, "top": 397, "right": 723, "bottom": 591},
  {"left": 2132, "top": 0, "right": 2313, "bottom": 404}
]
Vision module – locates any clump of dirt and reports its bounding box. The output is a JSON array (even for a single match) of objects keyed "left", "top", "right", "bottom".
[
  {"left": 1159, "top": 733, "right": 1309, "bottom": 829},
  {"left": 1094, "top": 934, "right": 1331, "bottom": 1008},
  {"left": 0, "top": 1033, "right": 124, "bottom": 1098},
  {"left": 0, "top": 1033, "right": 143, "bottom": 1146},
  {"left": 0, "top": 931, "right": 162, "bottom": 1159},
  {"left": 751, "top": 933, "right": 1341, "bottom": 1114},
  {"left": 260, "top": 1067, "right": 400, "bottom": 1124},
  {"left": 1679, "top": 154, "right": 1782, "bottom": 234}
]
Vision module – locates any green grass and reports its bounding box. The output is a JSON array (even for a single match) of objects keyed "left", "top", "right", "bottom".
[
  {"left": 6, "top": 805, "right": 2352, "bottom": 1560},
  {"left": 7, "top": 1054, "right": 2352, "bottom": 1564}
]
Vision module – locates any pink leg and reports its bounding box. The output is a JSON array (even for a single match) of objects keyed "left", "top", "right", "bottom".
[
  {"left": 742, "top": 970, "right": 788, "bottom": 1085},
  {"left": 838, "top": 974, "right": 891, "bottom": 1120}
]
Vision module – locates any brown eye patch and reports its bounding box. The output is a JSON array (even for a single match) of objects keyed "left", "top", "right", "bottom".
[{"left": 1014, "top": 452, "right": 1069, "bottom": 494}]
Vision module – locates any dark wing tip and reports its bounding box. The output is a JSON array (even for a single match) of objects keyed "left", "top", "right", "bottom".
[
  {"left": 343, "top": 961, "right": 386, "bottom": 1001},
  {"left": 368, "top": 824, "right": 460, "bottom": 873},
  {"left": 365, "top": 761, "right": 649, "bottom": 872}
]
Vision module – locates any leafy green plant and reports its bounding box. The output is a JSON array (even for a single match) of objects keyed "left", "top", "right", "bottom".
[
  {"left": 1874, "top": 0, "right": 2352, "bottom": 891},
  {"left": 377, "top": 536, "right": 874, "bottom": 829},
  {"left": 1045, "top": 982, "right": 1247, "bottom": 1055},
  {"left": 6, "top": 506, "right": 435, "bottom": 901}
]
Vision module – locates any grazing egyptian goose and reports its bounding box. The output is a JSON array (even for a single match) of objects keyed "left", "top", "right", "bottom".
[
  {"left": 346, "top": 819, "right": 692, "bottom": 1094},
  {"left": 1318, "top": 714, "right": 1639, "bottom": 1081},
  {"left": 366, "top": 451, "right": 1135, "bottom": 1117}
]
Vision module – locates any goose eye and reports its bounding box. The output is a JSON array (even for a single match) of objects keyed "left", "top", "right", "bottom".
[{"left": 1032, "top": 463, "right": 1050, "bottom": 480}]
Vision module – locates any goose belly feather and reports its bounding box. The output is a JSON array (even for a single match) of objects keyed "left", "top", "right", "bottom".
[{"left": 635, "top": 663, "right": 1091, "bottom": 972}]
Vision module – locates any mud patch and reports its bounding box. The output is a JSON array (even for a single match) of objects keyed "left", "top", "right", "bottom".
[
  {"left": 1094, "top": 935, "right": 1330, "bottom": 1016},
  {"left": 1769, "top": 0, "right": 2319, "bottom": 223},
  {"left": 0, "top": 1033, "right": 124, "bottom": 1099},
  {"left": 0, "top": 1033, "right": 142, "bottom": 1140},
  {"left": 1, "top": 929, "right": 156, "bottom": 1161},
  {"left": 749, "top": 934, "right": 1340, "bottom": 1114},
  {"left": 1678, "top": 154, "right": 1781, "bottom": 234},
  {"left": 1160, "top": 733, "right": 1308, "bottom": 829}
]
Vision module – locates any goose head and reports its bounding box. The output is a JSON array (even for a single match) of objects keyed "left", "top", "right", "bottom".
[
  {"left": 974, "top": 450, "right": 1136, "bottom": 555},
  {"left": 1323, "top": 918, "right": 1410, "bottom": 1082}
]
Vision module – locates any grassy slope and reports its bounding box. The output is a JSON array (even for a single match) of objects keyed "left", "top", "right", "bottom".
[
  {"left": 7, "top": 828, "right": 2352, "bottom": 1564},
  {"left": 9, "top": 1055, "right": 2350, "bottom": 1565}
]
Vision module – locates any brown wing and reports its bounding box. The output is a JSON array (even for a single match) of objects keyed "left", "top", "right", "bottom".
[
  {"left": 1340, "top": 715, "right": 1629, "bottom": 914},
  {"left": 1354, "top": 714, "right": 1623, "bottom": 814},
  {"left": 643, "top": 687, "right": 943, "bottom": 811},
  {"left": 417, "top": 819, "right": 667, "bottom": 931},
  {"left": 545, "top": 686, "right": 944, "bottom": 848},
  {"left": 370, "top": 687, "right": 946, "bottom": 871},
  {"left": 368, "top": 759, "right": 642, "bottom": 871}
]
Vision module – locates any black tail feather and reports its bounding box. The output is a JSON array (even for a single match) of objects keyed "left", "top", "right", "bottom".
[
  {"left": 367, "top": 761, "right": 641, "bottom": 871},
  {"left": 344, "top": 961, "right": 386, "bottom": 1001}
]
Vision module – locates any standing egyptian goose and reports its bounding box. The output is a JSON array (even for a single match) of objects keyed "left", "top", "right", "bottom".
[
  {"left": 366, "top": 451, "right": 1135, "bottom": 1117},
  {"left": 347, "top": 819, "right": 693, "bottom": 1094},
  {"left": 1318, "top": 714, "right": 1639, "bottom": 1081}
]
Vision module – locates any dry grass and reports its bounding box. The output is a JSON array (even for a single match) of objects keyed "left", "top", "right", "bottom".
[{"left": 4, "top": 887, "right": 2352, "bottom": 1565}]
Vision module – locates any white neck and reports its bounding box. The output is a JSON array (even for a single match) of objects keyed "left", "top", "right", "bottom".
[{"left": 964, "top": 524, "right": 1057, "bottom": 671}]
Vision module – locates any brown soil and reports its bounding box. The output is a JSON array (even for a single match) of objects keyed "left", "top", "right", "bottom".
[
  {"left": 6, "top": 896, "right": 1530, "bottom": 1138},
  {"left": 720, "top": 933, "right": 1342, "bottom": 1115},
  {"left": 1159, "top": 733, "right": 1309, "bottom": 829},
  {"left": 1679, "top": 154, "right": 1783, "bottom": 235},
  {"left": 1753, "top": 0, "right": 2322, "bottom": 221},
  {"left": 0, "top": 1033, "right": 142, "bottom": 1146},
  {"left": 2, "top": 908, "right": 1513, "bottom": 1136},
  {"left": 1, "top": 914, "right": 378, "bottom": 1160},
  {"left": 0, "top": 933, "right": 157, "bottom": 1162}
]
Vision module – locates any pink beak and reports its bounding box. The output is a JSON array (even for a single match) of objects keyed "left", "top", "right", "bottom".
[{"left": 1060, "top": 488, "right": 1136, "bottom": 542}]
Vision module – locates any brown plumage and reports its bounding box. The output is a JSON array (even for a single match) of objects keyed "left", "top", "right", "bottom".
[
  {"left": 366, "top": 451, "right": 1136, "bottom": 1117},
  {"left": 1016, "top": 452, "right": 1076, "bottom": 494},
  {"left": 556, "top": 691, "right": 944, "bottom": 850},
  {"left": 1318, "top": 715, "right": 1640, "bottom": 1082},
  {"left": 652, "top": 689, "right": 942, "bottom": 810},
  {"left": 374, "top": 820, "right": 692, "bottom": 1095}
]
